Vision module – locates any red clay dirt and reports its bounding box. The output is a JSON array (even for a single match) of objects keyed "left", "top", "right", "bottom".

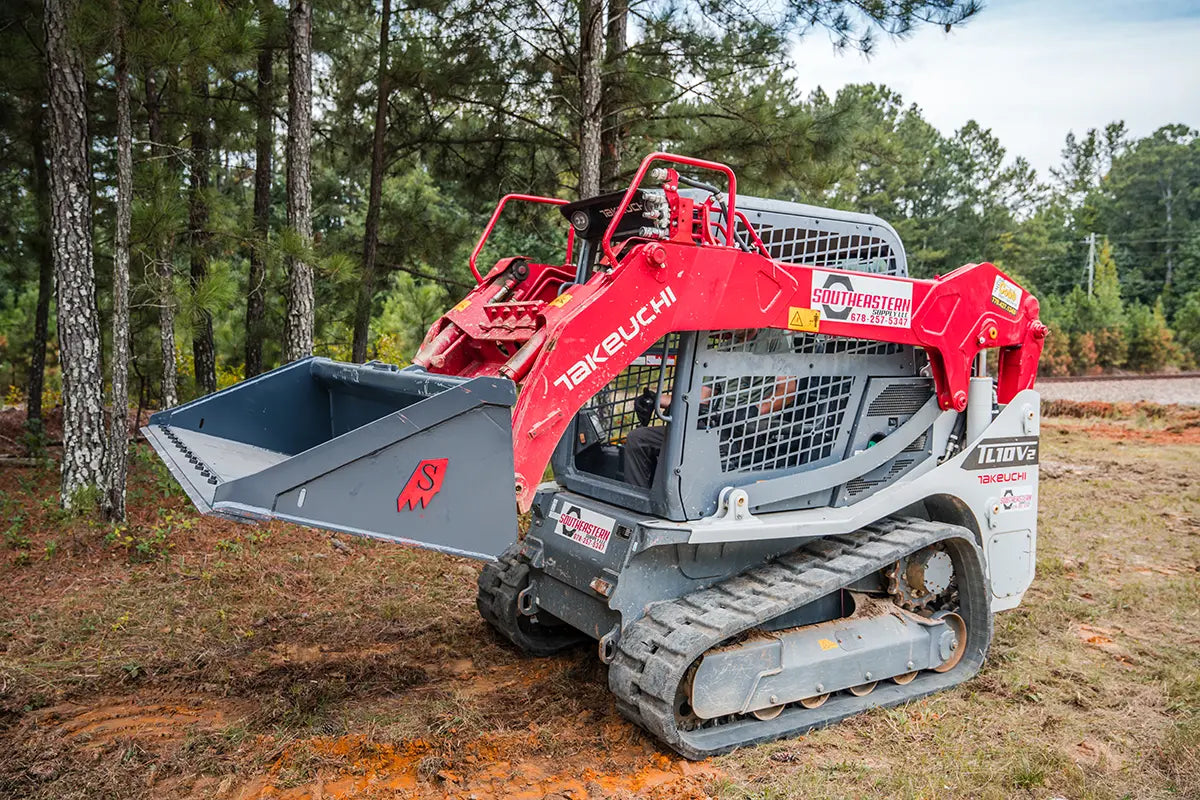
[
  {"left": 28, "top": 694, "right": 719, "bottom": 799},
  {"left": 0, "top": 404, "right": 724, "bottom": 798}
]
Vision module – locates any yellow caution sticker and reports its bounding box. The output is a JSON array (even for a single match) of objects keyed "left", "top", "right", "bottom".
[
  {"left": 818, "top": 637, "right": 839, "bottom": 651},
  {"left": 452, "top": 298, "right": 471, "bottom": 313},
  {"left": 548, "top": 293, "right": 573, "bottom": 309},
  {"left": 788, "top": 306, "right": 821, "bottom": 333}
]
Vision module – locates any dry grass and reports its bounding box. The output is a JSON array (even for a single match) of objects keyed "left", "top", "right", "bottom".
[{"left": 0, "top": 415, "right": 1197, "bottom": 799}]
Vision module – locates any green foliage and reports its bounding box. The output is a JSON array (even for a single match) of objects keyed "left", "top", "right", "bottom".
[
  {"left": 105, "top": 510, "right": 193, "bottom": 562},
  {"left": 1174, "top": 290, "right": 1200, "bottom": 366},
  {"left": 1125, "top": 300, "right": 1181, "bottom": 373},
  {"left": 4, "top": 516, "right": 31, "bottom": 551},
  {"left": 1038, "top": 320, "right": 1073, "bottom": 377},
  {"left": 375, "top": 274, "right": 452, "bottom": 362}
]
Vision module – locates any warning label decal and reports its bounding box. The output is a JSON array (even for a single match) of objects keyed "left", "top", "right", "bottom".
[
  {"left": 810, "top": 270, "right": 913, "bottom": 329},
  {"left": 787, "top": 306, "right": 821, "bottom": 333}
]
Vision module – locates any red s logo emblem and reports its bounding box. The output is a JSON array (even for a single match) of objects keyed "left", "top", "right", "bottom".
[{"left": 397, "top": 458, "right": 448, "bottom": 511}]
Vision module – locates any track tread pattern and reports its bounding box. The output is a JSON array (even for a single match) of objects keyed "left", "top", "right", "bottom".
[
  {"left": 608, "top": 517, "right": 992, "bottom": 759},
  {"left": 476, "top": 545, "right": 586, "bottom": 657}
]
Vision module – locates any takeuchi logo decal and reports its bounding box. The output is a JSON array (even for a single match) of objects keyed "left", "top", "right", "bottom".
[
  {"left": 397, "top": 458, "right": 448, "bottom": 511},
  {"left": 553, "top": 286, "right": 677, "bottom": 391}
]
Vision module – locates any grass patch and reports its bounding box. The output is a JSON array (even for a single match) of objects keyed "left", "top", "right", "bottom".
[{"left": 0, "top": 431, "right": 1197, "bottom": 798}]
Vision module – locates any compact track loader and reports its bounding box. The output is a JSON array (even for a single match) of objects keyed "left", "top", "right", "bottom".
[{"left": 144, "top": 153, "right": 1047, "bottom": 758}]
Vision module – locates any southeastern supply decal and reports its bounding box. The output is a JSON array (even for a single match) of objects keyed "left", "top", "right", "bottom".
[
  {"left": 810, "top": 270, "right": 913, "bottom": 329},
  {"left": 397, "top": 458, "right": 448, "bottom": 511},
  {"left": 963, "top": 436, "right": 1040, "bottom": 470},
  {"left": 553, "top": 286, "right": 677, "bottom": 391},
  {"left": 1000, "top": 484, "right": 1034, "bottom": 512},
  {"left": 991, "top": 275, "right": 1023, "bottom": 315},
  {"left": 552, "top": 500, "right": 617, "bottom": 555}
]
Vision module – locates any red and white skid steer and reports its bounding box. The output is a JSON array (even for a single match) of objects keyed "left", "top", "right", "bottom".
[{"left": 144, "top": 153, "right": 1046, "bottom": 758}]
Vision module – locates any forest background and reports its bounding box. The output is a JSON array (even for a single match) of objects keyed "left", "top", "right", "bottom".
[{"left": 2, "top": 0, "right": 1198, "bottom": 513}]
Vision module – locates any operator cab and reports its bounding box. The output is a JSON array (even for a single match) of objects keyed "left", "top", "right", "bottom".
[{"left": 552, "top": 192, "right": 922, "bottom": 523}]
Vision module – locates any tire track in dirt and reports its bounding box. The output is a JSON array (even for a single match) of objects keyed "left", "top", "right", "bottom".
[
  {"left": 33, "top": 699, "right": 238, "bottom": 747},
  {"left": 21, "top": 658, "right": 723, "bottom": 800}
]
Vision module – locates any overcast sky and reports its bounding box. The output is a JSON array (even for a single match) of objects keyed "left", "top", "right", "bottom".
[{"left": 788, "top": 0, "right": 1200, "bottom": 177}]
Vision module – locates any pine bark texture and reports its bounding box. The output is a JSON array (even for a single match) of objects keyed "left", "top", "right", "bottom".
[
  {"left": 189, "top": 74, "right": 216, "bottom": 394},
  {"left": 245, "top": 42, "right": 273, "bottom": 378},
  {"left": 27, "top": 114, "right": 54, "bottom": 427},
  {"left": 600, "top": 0, "right": 627, "bottom": 190},
  {"left": 146, "top": 73, "right": 178, "bottom": 408},
  {"left": 284, "top": 0, "right": 314, "bottom": 361},
  {"left": 44, "top": 0, "right": 105, "bottom": 507},
  {"left": 107, "top": 23, "right": 132, "bottom": 522},
  {"left": 577, "top": 0, "right": 604, "bottom": 199},
  {"left": 351, "top": 0, "right": 391, "bottom": 364}
]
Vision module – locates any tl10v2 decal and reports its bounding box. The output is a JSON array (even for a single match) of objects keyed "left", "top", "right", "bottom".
[{"left": 963, "top": 437, "right": 1039, "bottom": 470}]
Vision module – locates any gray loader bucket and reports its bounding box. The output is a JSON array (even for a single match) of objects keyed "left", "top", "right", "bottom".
[{"left": 142, "top": 357, "right": 518, "bottom": 560}]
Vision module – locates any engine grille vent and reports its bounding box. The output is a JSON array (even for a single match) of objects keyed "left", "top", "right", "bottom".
[
  {"left": 844, "top": 457, "right": 915, "bottom": 497},
  {"left": 867, "top": 381, "right": 934, "bottom": 416},
  {"left": 901, "top": 431, "right": 930, "bottom": 453}
]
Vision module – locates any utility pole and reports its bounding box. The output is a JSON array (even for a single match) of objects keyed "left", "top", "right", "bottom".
[{"left": 1084, "top": 232, "right": 1096, "bottom": 295}]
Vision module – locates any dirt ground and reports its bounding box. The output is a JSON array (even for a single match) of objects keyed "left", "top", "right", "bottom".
[{"left": 0, "top": 405, "right": 1197, "bottom": 800}]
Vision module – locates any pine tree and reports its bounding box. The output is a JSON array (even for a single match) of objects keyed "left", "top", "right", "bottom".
[
  {"left": 284, "top": 0, "right": 314, "bottom": 361},
  {"left": 26, "top": 113, "right": 54, "bottom": 434},
  {"left": 1090, "top": 238, "right": 1127, "bottom": 370},
  {"left": 106, "top": 0, "right": 133, "bottom": 522},
  {"left": 599, "top": 0, "right": 627, "bottom": 189},
  {"left": 351, "top": 0, "right": 392, "bottom": 364},
  {"left": 188, "top": 70, "right": 216, "bottom": 394},
  {"left": 45, "top": 0, "right": 105, "bottom": 508},
  {"left": 577, "top": 0, "right": 604, "bottom": 198},
  {"left": 145, "top": 69, "right": 179, "bottom": 408},
  {"left": 245, "top": 0, "right": 278, "bottom": 378}
]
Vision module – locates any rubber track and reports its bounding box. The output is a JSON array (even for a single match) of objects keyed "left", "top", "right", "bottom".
[
  {"left": 608, "top": 517, "right": 992, "bottom": 759},
  {"left": 476, "top": 545, "right": 586, "bottom": 657}
]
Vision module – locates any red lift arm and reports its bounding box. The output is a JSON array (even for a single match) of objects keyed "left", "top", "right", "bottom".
[{"left": 415, "top": 153, "right": 1046, "bottom": 511}]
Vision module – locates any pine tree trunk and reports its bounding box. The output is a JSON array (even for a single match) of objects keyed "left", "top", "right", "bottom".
[
  {"left": 351, "top": 0, "right": 391, "bottom": 364},
  {"left": 600, "top": 0, "right": 627, "bottom": 190},
  {"left": 44, "top": 0, "right": 105, "bottom": 508},
  {"left": 27, "top": 112, "right": 54, "bottom": 430},
  {"left": 245, "top": 41, "right": 274, "bottom": 378},
  {"left": 189, "top": 73, "right": 216, "bottom": 394},
  {"left": 577, "top": 0, "right": 604, "bottom": 199},
  {"left": 146, "top": 72, "right": 178, "bottom": 408},
  {"left": 284, "top": 0, "right": 314, "bottom": 361},
  {"left": 106, "top": 16, "right": 132, "bottom": 522}
]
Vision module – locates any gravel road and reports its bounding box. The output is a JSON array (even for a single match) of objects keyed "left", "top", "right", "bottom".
[{"left": 1037, "top": 376, "right": 1200, "bottom": 406}]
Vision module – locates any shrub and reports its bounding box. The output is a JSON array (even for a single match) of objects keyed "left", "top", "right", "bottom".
[
  {"left": 1038, "top": 321, "right": 1073, "bottom": 376},
  {"left": 1070, "top": 331, "right": 1100, "bottom": 375},
  {"left": 1174, "top": 290, "right": 1200, "bottom": 367},
  {"left": 1126, "top": 300, "right": 1181, "bottom": 373}
]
